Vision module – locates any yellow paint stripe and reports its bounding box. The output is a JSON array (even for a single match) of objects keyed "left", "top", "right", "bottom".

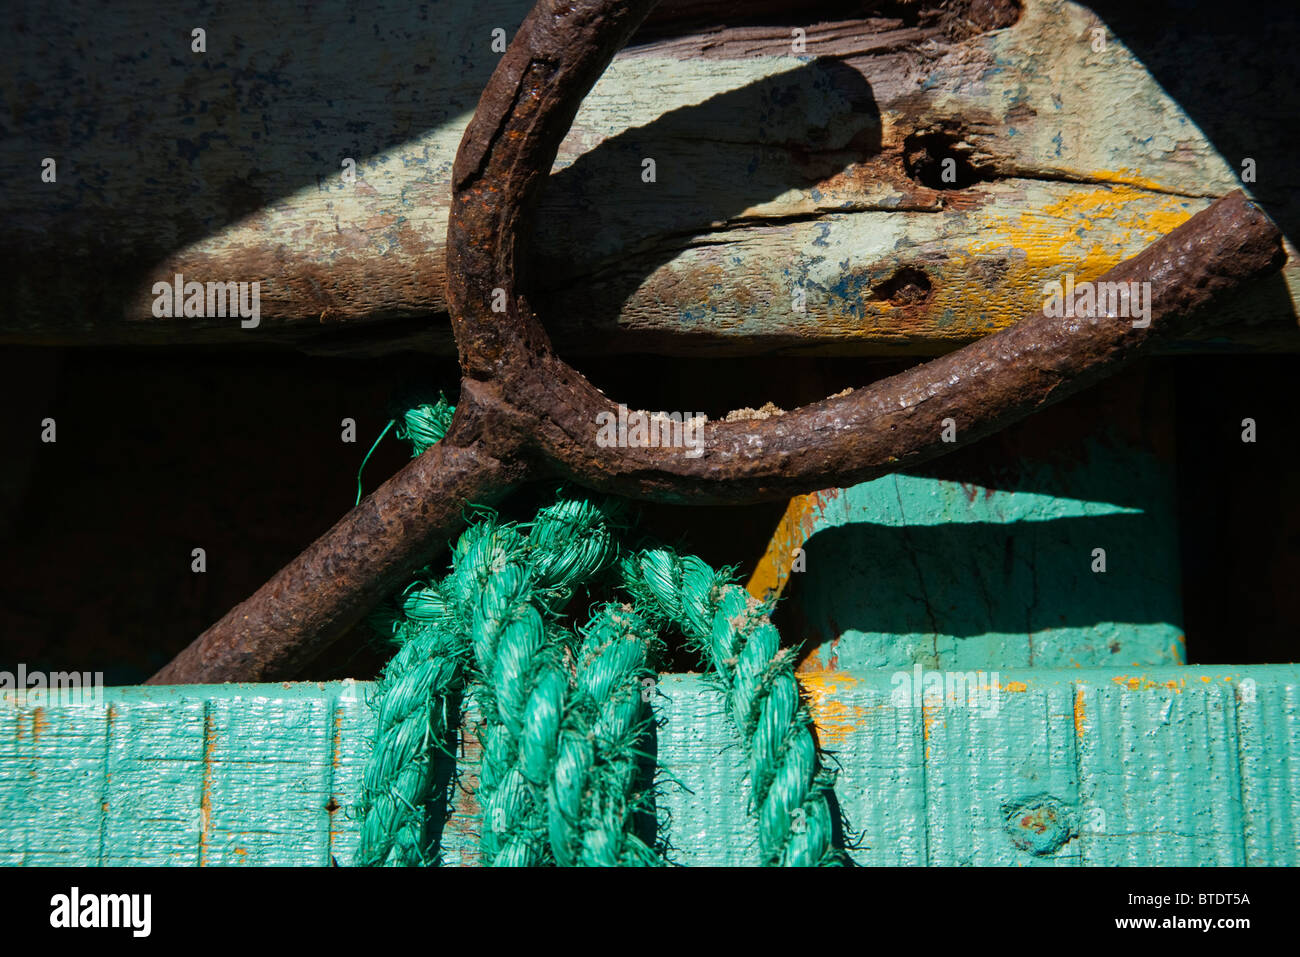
[
  {"left": 745, "top": 490, "right": 836, "bottom": 601},
  {"left": 798, "top": 670, "right": 864, "bottom": 748}
]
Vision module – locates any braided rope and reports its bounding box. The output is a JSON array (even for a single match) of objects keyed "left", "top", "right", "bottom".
[
  {"left": 548, "top": 603, "right": 661, "bottom": 866},
  {"left": 356, "top": 498, "right": 650, "bottom": 867},
  {"left": 396, "top": 398, "right": 456, "bottom": 456},
  {"left": 354, "top": 578, "right": 466, "bottom": 866},
  {"left": 620, "top": 550, "right": 839, "bottom": 866},
  {"left": 355, "top": 402, "right": 656, "bottom": 865},
  {"left": 353, "top": 399, "right": 475, "bottom": 866},
  {"left": 468, "top": 496, "right": 663, "bottom": 866},
  {"left": 457, "top": 525, "right": 545, "bottom": 865},
  {"left": 356, "top": 402, "right": 841, "bottom": 866}
]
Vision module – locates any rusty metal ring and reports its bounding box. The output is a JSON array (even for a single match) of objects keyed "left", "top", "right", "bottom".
[
  {"left": 152, "top": 0, "right": 1284, "bottom": 684},
  {"left": 443, "top": 0, "right": 1284, "bottom": 502}
]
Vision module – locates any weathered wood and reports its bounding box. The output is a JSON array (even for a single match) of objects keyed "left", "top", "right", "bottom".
[
  {"left": 755, "top": 441, "right": 1185, "bottom": 671},
  {"left": 3, "top": 0, "right": 1296, "bottom": 356},
  {"left": 3, "top": 668, "right": 1296, "bottom": 865},
  {"left": 748, "top": 370, "right": 1187, "bottom": 670}
]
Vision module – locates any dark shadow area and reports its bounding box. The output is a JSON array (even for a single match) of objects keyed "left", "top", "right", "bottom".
[
  {"left": 1, "top": 0, "right": 523, "bottom": 329},
  {"left": 1182, "top": 271, "right": 1300, "bottom": 352},
  {"left": 1175, "top": 354, "right": 1300, "bottom": 664},
  {"left": 636, "top": 705, "right": 663, "bottom": 859},
  {"left": 0, "top": 345, "right": 460, "bottom": 684},
  {"left": 822, "top": 767, "right": 860, "bottom": 865},
  {"left": 425, "top": 699, "right": 466, "bottom": 866},
  {"left": 0, "top": 346, "right": 888, "bottom": 682},
  {"left": 5, "top": 342, "right": 1292, "bottom": 682}
]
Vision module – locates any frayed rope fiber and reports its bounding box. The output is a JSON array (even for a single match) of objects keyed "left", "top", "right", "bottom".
[{"left": 354, "top": 401, "right": 842, "bottom": 866}]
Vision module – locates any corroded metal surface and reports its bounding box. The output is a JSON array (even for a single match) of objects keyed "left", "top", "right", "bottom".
[
  {"left": 444, "top": 0, "right": 1284, "bottom": 502},
  {"left": 153, "top": 0, "right": 1284, "bottom": 684}
]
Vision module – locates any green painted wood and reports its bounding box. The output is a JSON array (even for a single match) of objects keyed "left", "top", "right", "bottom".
[
  {"left": 0, "top": 699, "right": 107, "bottom": 866},
  {"left": 101, "top": 696, "right": 205, "bottom": 866},
  {"left": 3, "top": 667, "right": 1297, "bottom": 865},
  {"left": 785, "top": 434, "right": 1184, "bottom": 672}
]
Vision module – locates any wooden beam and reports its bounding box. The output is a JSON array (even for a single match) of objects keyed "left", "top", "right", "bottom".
[
  {"left": 748, "top": 370, "right": 1188, "bottom": 671},
  {"left": 3, "top": 667, "right": 1297, "bottom": 865},
  {"left": 3, "top": 0, "right": 1296, "bottom": 356}
]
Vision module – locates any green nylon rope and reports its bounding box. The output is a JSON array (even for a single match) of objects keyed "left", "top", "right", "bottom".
[
  {"left": 619, "top": 552, "right": 838, "bottom": 866},
  {"left": 354, "top": 401, "right": 841, "bottom": 866}
]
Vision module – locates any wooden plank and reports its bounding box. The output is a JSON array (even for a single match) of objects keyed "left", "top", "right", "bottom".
[
  {"left": 1237, "top": 678, "right": 1300, "bottom": 866},
  {"left": 1075, "top": 674, "right": 1246, "bottom": 865},
  {"left": 0, "top": 701, "right": 108, "bottom": 866},
  {"left": 776, "top": 464, "right": 1186, "bottom": 669},
  {"left": 800, "top": 670, "right": 930, "bottom": 865},
  {"left": 326, "top": 681, "right": 373, "bottom": 868},
  {"left": 199, "top": 690, "right": 338, "bottom": 865},
  {"left": 921, "top": 677, "right": 1083, "bottom": 865},
  {"left": 101, "top": 697, "right": 206, "bottom": 866},
  {"left": 750, "top": 382, "right": 1186, "bottom": 670},
  {"left": 648, "top": 674, "right": 758, "bottom": 865},
  {"left": 3, "top": 667, "right": 1297, "bottom": 865},
  {"left": 3, "top": 0, "right": 1295, "bottom": 356}
]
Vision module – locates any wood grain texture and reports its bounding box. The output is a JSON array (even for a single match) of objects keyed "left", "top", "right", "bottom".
[
  {"left": 3, "top": 668, "right": 1296, "bottom": 865},
  {"left": 3, "top": 0, "right": 1295, "bottom": 356},
  {"left": 751, "top": 431, "right": 1185, "bottom": 671}
]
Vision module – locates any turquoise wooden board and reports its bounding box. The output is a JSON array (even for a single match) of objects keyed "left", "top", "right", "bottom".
[
  {"left": 2, "top": 667, "right": 1296, "bottom": 866},
  {"left": 0, "top": 699, "right": 106, "bottom": 866},
  {"left": 785, "top": 438, "right": 1185, "bottom": 672},
  {"left": 102, "top": 697, "right": 206, "bottom": 866},
  {"left": 1237, "top": 679, "right": 1300, "bottom": 866}
]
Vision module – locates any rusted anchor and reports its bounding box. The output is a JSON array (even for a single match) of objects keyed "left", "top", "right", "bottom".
[{"left": 151, "top": 0, "right": 1286, "bottom": 685}]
